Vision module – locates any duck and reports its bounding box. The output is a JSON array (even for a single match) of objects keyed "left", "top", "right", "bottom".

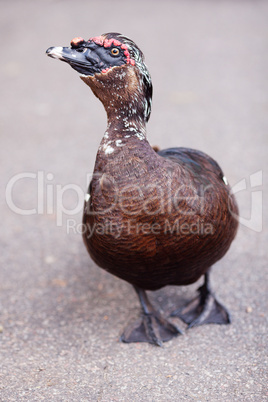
[{"left": 46, "top": 33, "right": 239, "bottom": 346}]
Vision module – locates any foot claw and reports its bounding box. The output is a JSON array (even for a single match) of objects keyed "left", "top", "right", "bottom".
[
  {"left": 121, "top": 312, "right": 182, "bottom": 346},
  {"left": 122, "top": 286, "right": 183, "bottom": 346},
  {"left": 171, "top": 285, "right": 231, "bottom": 328}
]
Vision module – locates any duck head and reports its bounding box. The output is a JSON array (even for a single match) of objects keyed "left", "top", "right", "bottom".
[{"left": 46, "top": 33, "right": 152, "bottom": 123}]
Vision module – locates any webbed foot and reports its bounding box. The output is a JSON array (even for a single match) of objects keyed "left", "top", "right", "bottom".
[
  {"left": 171, "top": 272, "right": 231, "bottom": 328},
  {"left": 121, "top": 287, "right": 182, "bottom": 346}
]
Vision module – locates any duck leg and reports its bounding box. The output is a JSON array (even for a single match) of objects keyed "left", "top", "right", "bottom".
[
  {"left": 121, "top": 286, "right": 182, "bottom": 346},
  {"left": 171, "top": 271, "right": 231, "bottom": 328}
]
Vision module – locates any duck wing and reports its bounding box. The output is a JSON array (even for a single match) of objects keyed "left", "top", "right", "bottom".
[{"left": 157, "top": 147, "right": 227, "bottom": 188}]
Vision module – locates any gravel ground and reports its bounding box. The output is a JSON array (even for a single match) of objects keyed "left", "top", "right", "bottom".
[{"left": 1, "top": 0, "right": 267, "bottom": 400}]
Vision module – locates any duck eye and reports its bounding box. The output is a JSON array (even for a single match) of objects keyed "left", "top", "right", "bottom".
[{"left": 111, "top": 48, "right": 120, "bottom": 56}]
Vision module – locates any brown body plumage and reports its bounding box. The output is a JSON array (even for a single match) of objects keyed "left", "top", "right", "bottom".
[
  {"left": 83, "top": 137, "right": 238, "bottom": 291},
  {"left": 47, "top": 32, "right": 239, "bottom": 345}
]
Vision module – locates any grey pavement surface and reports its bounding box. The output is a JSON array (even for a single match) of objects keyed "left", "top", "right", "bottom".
[{"left": 1, "top": 0, "right": 267, "bottom": 400}]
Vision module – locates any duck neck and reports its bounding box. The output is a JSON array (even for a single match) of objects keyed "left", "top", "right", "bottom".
[
  {"left": 97, "top": 114, "right": 147, "bottom": 158},
  {"left": 82, "top": 66, "right": 150, "bottom": 143},
  {"left": 106, "top": 112, "right": 147, "bottom": 140}
]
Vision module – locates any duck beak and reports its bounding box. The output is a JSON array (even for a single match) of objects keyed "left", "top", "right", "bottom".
[
  {"left": 46, "top": 46, "right": 66, "bottom": 61},
  {"left": 46, "top": 46, "right": 98, "bottom": 76},
  {"left": 46, "top": 46, "right": 80, "bottom": 62}
]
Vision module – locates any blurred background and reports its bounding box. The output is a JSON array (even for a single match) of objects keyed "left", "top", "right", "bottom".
[{"left": 1, "top": 0, "right": 267, "bottom": 400}]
